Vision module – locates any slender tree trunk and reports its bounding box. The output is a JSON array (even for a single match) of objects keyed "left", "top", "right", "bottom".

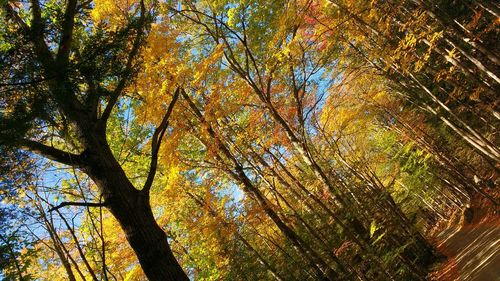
[
  {"left": 329, "top": 2, "right": 500, "bottom": 164},
  {"left": 0, "top": 234, "right": 26, "bottom": 281},
  {"left": 413, "top": 0, "right": 500, "bottom": 65},
  {"left": 43, "top": 218, "right": 77, "bottom": 281},
  {"left": 56, "top": 210, "right": 99, "bottom": 281},
  {"left": 182, "top": 91, "right": 339, "bottom": 280},
  {"left": 187, "top": 192, "right": 286, "bottom": 281}
]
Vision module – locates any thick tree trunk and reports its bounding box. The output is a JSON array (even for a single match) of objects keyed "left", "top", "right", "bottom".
[
  {"left": 82, "top": 139, "right": 189, "bottom": 281},
  {"left": 109, "top": 193, "right": 188, "bottom": 281}
]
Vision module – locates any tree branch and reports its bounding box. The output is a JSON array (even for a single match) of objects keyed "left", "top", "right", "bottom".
[
  {"left": 2, "top": 2, "right": 29, "bottom": 32},
  {"left": 143, "top": 87, "right": 181, "bottom": 193},
  {"left": 100, "top": 0, "right": 148, "bottom": 122},
  {"left": 17, "top": 139, "right": 84, "bottom": 167},
  {"left": 48, "top": 201, "right": 108, "bottom": 213},
  {"left": 56, "top": 0, "right": 78, "bottom": 66},
  {"left": 28, "top": 0, "right": 56, "bottom": 69},
  {"left": 0, "top": 77, "right": 52, "bottom": 87},
  {"left": 2, "top": 1, "right": 54, "bottom": 68}
]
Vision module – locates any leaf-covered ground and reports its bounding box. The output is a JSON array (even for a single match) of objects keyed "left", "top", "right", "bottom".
[{"left": 429, "top": 190, "right": 500, "bottom": 281}]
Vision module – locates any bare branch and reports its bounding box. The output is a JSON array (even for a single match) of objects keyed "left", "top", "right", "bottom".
[
  {"left": 100, "top": 0, "right": 148, "bottom": 122},
  {"left": 143, "top": 87, "right": 181, "bottom": 193},
  {"left": 48, "top": 201, "right": 108, "bottom": 213},
  {"left": 0, "top": 77, "right": 51, "bottom": 87},
  {"left": 17, "top": 139, "right": 84, "bottom": 167}
]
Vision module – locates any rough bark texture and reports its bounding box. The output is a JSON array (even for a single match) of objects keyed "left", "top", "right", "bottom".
[{"left": 82, "top": 135, "right": 189, "bottom": 281}]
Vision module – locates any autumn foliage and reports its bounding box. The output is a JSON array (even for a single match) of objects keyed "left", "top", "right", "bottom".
[{"left": 0, "top": 0, "right": 498, "bottom": 280}]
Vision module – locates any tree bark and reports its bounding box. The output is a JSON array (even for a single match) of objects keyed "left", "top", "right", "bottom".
[{"left": 82, "top": 137, "right": 189, "bottom": 281}]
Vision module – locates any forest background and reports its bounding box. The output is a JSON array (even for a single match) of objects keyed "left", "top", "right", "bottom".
[{"left": 0, "top": 0, "right": 498, "bottom": 280}]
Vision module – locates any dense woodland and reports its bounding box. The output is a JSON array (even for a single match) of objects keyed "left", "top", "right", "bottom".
[{"left": 0, "top": 0, "right": 498, "bottom": 280}]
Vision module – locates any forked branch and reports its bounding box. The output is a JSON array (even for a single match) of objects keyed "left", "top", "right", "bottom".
[{"left": 142, "top": 87, "right": 181, "bottom": 193}]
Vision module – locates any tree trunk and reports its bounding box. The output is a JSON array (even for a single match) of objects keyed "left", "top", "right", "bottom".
[
  {"left": 43, "top": 219, "right": 77, "bottom": 281},
  {"left": 108, "top": 193, "right": 188, "bottom": 281},
  {"left": 56, "top": 210, "right": 99, "bottom": 281},
  {"left": 82, "top": 138, "right": 189, "bottom": 281}
]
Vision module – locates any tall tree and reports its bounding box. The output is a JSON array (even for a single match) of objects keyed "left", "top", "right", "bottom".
[{"left": 0, "top": 1, "right": 187, "bottom": 279}]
